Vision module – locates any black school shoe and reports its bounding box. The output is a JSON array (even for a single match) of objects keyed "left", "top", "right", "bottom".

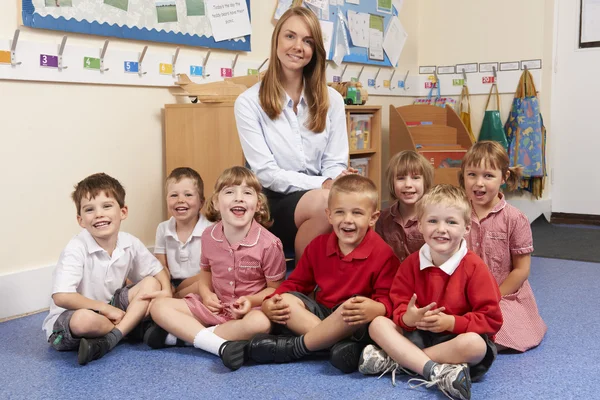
[
  {"left": 329, "top": 340, "right": 366, "bottom": 373},
  {"left": 219, "top": 341, "right": 249, "bottom": 371},
  {"left": 128, "top": 318, "right": 153, "bottom": 343},
  {"left": 78, "top": 337, "right": 110, "bottom": 366},
  {"left": 143, "top": 323, "right": 169, "bottom": 349},
  {"left": 248, "top": 333, "right": 296, "bottom": 363}
]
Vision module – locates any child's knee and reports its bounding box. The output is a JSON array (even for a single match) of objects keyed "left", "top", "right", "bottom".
[
  {"left": 246, "top": 310, "right": 272, "bottom": 334},
  {"left": 149, "top": 297, "right": 169, "bottom": 317},
  {"left": 368, "top": 316, "right": 391, "bottom": 336},
  {"left": 280, "top": 293, "right": 304, "bottom": 310},
  {"left": 460, "top": 332, "right": 487, "bottom": 355},
  {"left": 136, "top": 276, "right": 161, "bottom": 295},
  {"left": 69, "top": 309, "right": 106, "bottom": 335}
]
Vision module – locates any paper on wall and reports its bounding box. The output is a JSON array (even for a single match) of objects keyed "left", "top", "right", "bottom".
[
  {"left": 332, "top": 12, "right": 350, "bottom": 65},
  {"left": 377, "top": 0, "right": 392, "bottom": 14},
  {"left": 306, "top": 1, "right": 329, "bottom": 20},
  {"left": 274, "top": 0, "right": 293, "bottom": 20},
  {"left": 346, "top": 0, "right": 360, "bottom": 4},
  {"left": 382, "top": 17, "right": 407, "bottom": 66},
  {"left": 368, "top": 14, "right": 384, "bottom": 61},
  {"left": 347, "top": 10, "right": 369, "bottom": 48},
  {"left": 205, "top": 0, "right": 251, "bottom": 42},
  {"left": 392, "top": 0, "right": 404, "bottom": 13},
  {"left": 320, "top": 20, "right": 334, "bottom": 58},
  {"left": 305, "top": 0, "right": 328, "bottom": 9}
]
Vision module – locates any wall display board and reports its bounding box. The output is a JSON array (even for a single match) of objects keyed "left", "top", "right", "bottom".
[
  {"left": 20, "top": 0, "right": 251, "bottom": 51},
  {"left": 277, "top": 0, "right": 405, "bottom": 67}
]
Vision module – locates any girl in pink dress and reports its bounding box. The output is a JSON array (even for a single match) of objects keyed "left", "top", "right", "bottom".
[
  {"left": 376, "top": 151, "right": 434, "bottom": 262},
  {"left": 460, "top": 141, "right": 547, "bottom": 352},
  {"left": 145, "top": 167, "right": 286, "bottom": 370}
]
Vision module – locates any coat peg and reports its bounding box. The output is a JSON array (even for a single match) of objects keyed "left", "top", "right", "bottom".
[
  {"left": 403, "top": 70, "right": 410, "bottom": 91},
  {"left": 462, "top": 68, "right": 467, "bottom": 85},
  {"left": 202, "top": 50, "right": 211, "bottom": 78},
  {"left": 492, "top": 65, "right": 497, "bottom": 79},
  {"left": 10, "top": 29, "right": 21, "bottom": 67},
  {"left": 171, "top": 47, "right": 180, "bottom": 78},
  {"left": 389, "top": 69, "right": 396, "bottom": 89},
  {"left": 356, "top": 65, "right": 364, "bottom": 81},
  {"left": 341, "top": 64, "right": 348, "bottom": 80},
  {"left": 58, "top": 35, "right": 68, "bottom": 71},
  {"left": 231, "top": 54, "right": 239, "bottom": 77},
  {"left": 524, "top": 64, "right": 528, "bottom": 71},
  {"left": 433, "top": 69, "right": 439, "bottom": 83},
  {"left": 138, "top": 45, "right": 148, "bottom": 76},
  {"left": 100, "top": 40, "right": 110, "bottom": 73},
  {"left": 257, "top": 58, "right": 269, "bottom": 72},
  {"left": 374, "top": 68, "right": 381, "bottom": 88}
]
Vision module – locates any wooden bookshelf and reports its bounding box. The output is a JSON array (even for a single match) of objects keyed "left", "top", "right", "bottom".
[
  {"left": 347, "top": 105, "right": 382, "bottom": 207},
  {"left": 389, "top": 104, "right": 474, "bottom": 186},
  {"left": 164, "top": 103, "right": 244, "bottom": 205}
]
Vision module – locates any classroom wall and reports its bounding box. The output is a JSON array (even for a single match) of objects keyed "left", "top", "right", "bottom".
[
  {"left": 0, "top": 0, "right": 561, "bottom": 318},
  {"left": 550, "top": 0, "right": 600, "bottom": 214}
]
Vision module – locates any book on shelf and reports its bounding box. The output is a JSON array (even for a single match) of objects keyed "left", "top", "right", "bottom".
[
  {"left": 348, "top": 114, "right": 373, "bottom": 151},
  {"left": 350, "top": 157, "right": 370, "bottom": 177}
]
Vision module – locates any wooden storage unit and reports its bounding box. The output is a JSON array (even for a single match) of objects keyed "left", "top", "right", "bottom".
[
  {"left": 164, "top": 103, "right": 244, "bottom": 204},
  {"left": 389, "top": 104, "right": 474, "bottom": 186},
  {"left": 347, "top": 105, "right": 382, "bottom": 206}
]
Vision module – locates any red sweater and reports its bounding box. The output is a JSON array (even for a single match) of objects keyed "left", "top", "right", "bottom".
[
  {"left": 390, "top": 250, "right": 502, "bottom": 336},
  {"left": 269, "top": 229, "right": 399, "bottom": 317}
]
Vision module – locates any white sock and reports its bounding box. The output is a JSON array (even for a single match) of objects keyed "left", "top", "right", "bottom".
[
  {"left": 165, "top": 333, "right": 178, "bottom": 346},
  {"left": 193, "top": 327, "right": 226, "bottom": 356}
]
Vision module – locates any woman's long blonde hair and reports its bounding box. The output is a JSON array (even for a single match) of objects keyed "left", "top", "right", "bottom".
[
  {"left": 259, "top": 6, "right": 329, "bottom": 133},
  {"left": 205, "top": 166, "right": 272, "bottom": 228}
]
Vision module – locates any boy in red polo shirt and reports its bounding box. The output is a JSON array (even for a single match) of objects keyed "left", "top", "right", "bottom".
[
  {"left": 358, "top": 184, "right": 502, "bottom": 400},
  {"left": 245, "top": 175, "right": 400, "bottom": 373}
]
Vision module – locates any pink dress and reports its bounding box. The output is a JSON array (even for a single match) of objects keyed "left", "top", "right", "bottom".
[
  {"left": 375, "top": 201, "right": 424, "bottom": 263},
  {"left": 466, "top": 194, "right": 547, "bottom": 352},
  {"left": 184, "top": 220, "right": 286, "bottom": 326}
]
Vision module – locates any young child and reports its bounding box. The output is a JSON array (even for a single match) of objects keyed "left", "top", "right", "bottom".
[
  {"left": 154, "top": 167, "right": 212, "bottom": 298},
  {"left": 359, "top": 184, "right": 503, "bottom": 400},
  {"left": 144, "top": 166, "right": 286, "bottom": 371},
  {"left": 237, "top": 175, "right": 399, "bottom": 373},
  {"left": 42, "top": 173, "right": 171, "bottom": 365},
  {"left": 460, "top": 141, "right": 547, "bottom": 352},
  {"left": 376, "top": 150, "right": 434, "bottom": 262}
]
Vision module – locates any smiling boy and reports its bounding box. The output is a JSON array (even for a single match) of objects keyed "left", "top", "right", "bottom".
[
  {"left": 42, "top": 173, "right": 171, "bottom": 365},
  {"left": 244, "top": 175, "right": 399, "bottom": 373},
  {"left": 358, "top": 184, "right": 502, "bottom": 400}
]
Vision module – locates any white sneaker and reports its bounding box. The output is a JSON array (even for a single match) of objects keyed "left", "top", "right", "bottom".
[
  {"left": 359, "top": 344, "right": 414, "bottom": 386},
  {"left": 408, "top": 363, "right": 471, "bottom": 400}
]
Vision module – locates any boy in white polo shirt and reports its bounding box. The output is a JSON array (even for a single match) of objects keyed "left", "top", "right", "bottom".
[{"left": 42, "top": 173, "right": 171, "bottom": 366}]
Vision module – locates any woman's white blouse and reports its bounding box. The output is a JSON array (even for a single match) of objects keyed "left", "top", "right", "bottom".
[{"left": 235, "top": 83, "right": 348, "bottom": 194}]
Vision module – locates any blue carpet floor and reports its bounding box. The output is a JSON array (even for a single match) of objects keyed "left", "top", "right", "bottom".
[{"left": 1, "top": 257, "right": 598, "bottom": 400}]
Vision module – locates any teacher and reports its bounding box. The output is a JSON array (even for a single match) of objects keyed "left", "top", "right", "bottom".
[{"left": 235, "top": 6, "right": 350, "bottom": 261}]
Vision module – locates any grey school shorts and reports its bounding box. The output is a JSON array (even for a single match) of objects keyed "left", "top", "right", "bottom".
[
  {"left": 48, "top": 285, "right": 132, "bottom": 351},
  {"left": 403, "top": 330, "right": 497, "bottom": 381},
  {"left": 272, "top": 291, "right": 370, "bottom": 343}
]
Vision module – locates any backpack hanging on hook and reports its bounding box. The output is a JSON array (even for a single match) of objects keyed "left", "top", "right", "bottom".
[
  {"left": 478, "top": 81, "right": 508, "bottom": 151},
  {"left": 504, "top": 69, "right": 546, "bottom": 198}
]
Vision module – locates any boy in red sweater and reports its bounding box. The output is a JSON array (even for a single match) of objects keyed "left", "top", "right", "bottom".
[
  {"left": 245, "top": 175, "right": 399, "bottom": 373},
  {"left": 358, "top": 184, "right": 502, "bottom": 400}
]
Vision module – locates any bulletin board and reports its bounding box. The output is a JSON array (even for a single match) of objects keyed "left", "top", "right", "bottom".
[
  {"left": 20, "top": 0, "right": 252, "bottom": 51},
  {"left": 329, "top": 1, "right": 399, "bottom": 67}
]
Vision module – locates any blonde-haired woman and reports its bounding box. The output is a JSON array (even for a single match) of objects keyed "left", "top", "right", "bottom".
[{"left": 235, "top": 6, "right": 351, "bottom": 262}]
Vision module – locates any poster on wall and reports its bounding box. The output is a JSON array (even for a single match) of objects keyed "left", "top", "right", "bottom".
[
  {"left": 579, "top": 0, "right": 600, "bottom": 48},
  {"left": 20, "top": 0, "right": 252, "bottom": 51}
]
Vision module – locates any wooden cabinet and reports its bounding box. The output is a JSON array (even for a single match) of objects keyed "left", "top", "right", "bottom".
[
  {"left": 164, "top": 103, "right": 244, "bottom": 200},
  {"left": 389, "top": 104, "right": 473, "bottom": 186},
  {"left": 347, "top": 105, "right": 382, "bottom": 206},
  {"left": 164, "top": 103, "right": 383, "bottom": 208}
]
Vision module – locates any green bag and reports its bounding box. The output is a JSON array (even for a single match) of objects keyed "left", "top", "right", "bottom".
[{"left": 478, "top": 83, "right": 508, "bottom": 151}]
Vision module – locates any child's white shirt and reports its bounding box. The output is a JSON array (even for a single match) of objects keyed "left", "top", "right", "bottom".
[
  {"left": 154, "top": 215, "right": 211, "bottom": 280},
  {"left": 42, "top": 229, "right": 164, "bottom": 340}
]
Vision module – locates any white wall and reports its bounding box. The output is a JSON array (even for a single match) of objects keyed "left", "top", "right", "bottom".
[{"left": 551, "top": 0, "right": 600, "bottom": 214}]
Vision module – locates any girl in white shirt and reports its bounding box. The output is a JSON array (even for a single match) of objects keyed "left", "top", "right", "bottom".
[
  {"left": 154, "top": 168, "right": 212, "bottom": 298},
  {"left": 235, "top": 6, "right": 352, "bottom": 262}
]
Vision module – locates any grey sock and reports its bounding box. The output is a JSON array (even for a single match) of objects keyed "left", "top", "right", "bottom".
[
  {"left": 423, "top": 360, "right": 438, "bottom": 380},
  {"left": 292, "top": 335, "right": 310, "bottom": 359},
  {"left": 106, "top": 328, "right": 123, "bottom": 350}
]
